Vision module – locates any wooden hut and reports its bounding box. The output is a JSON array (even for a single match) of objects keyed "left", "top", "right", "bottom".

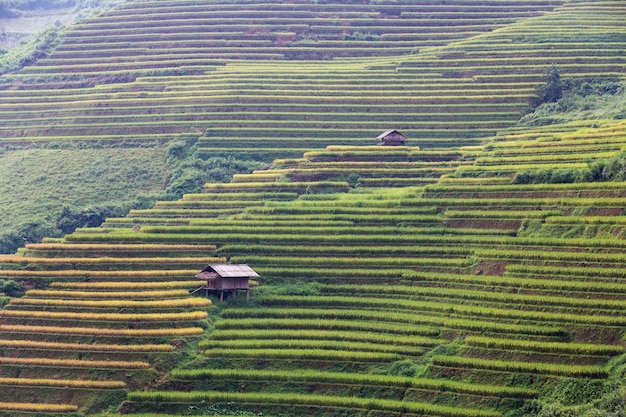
[
  {"left": 376, "top": 129, "right": 407, "bottom": 146},
  {"left": 194, "top": 264, "right": 259, "bottom": 301}
]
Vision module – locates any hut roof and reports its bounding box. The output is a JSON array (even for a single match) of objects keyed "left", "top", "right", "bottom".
[
  {"left": 376, "top": 129, "right": 406, "bottom": 140},
  {"left": 198, "top": 264, "right": 259, "bottom": 279}
]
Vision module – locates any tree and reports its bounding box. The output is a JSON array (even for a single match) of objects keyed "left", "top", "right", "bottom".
[
  {"left": 531, "top": 65, "right": 564, "bottom": 109},
  {"left": 56, "top": 204, "right": 126, "bottom": 234}
]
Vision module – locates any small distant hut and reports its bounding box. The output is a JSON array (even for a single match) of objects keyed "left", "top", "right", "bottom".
[
  {"left": 376, "top": 129, "right": 407, "bottom": 146},
  {"left": 194, "top": 264, "right": 259, "bottom": 301}
]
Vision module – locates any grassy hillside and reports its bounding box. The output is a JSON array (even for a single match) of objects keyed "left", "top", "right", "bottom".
[
  {"left": 0, "top": 143, "right": 169, "bottom": 252},
  {"left": 0, "top": 0, "right": 625, "bottom": 416},
  {"left": 0, "top": 138, "right": 263, "bottom": 253}
]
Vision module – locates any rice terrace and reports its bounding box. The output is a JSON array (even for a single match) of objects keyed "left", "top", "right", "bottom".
[{"left": 0, "top": 0, "right": 625, "bottom": 416}]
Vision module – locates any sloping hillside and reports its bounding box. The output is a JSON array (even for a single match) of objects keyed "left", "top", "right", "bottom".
[
  {"left": 1, "top": 0, "right": 624, "bottom": 151},
  {"left": 1, "top": 0, "right": 624, "bottom": 253},
  {"left": 0, "top": 0, "right": 625, "bottom": 416},
  {"left": 2, "top": 117, "right": 626, "bottom": 416}
]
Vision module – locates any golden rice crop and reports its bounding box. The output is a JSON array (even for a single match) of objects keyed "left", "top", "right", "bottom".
[
  {"left": 51, "top": 280, "right": 200, "bottom": 289},
  {"left": 10, "top": 297, "right": 211, "bottom": 308},
  {"left": 318, "top": 283, "right": 626, "bottom": 311},
  {"left": 0, "top": 310, "right": 208, "bottom": 322},
  {"left": 25, "top": 243, "right": 216, "bottom": 251},
  {"left": 206, "top": 329, "right": 442, "bottom": 347},
  {"left": 25, "top": 289, "right": 191, "bottom": 298},
  {"left": 0, "top": 357, "right": 150, "bottom": 369},
  {"left": 221, "top": 307, "right": 565, "bottom": 337},
  {"left": 257, "top": 295, "right": 626, "bottom": 326},
  {"left": 202, "top": 339, "right": 424, "bottom": 356},
  {"left": 325, "top": 145, "right": 419, "bottom": 151},
  {"left": 204, "top": 348, "right": 400, "bottom": 362},
  {"left": 0, "top": 255, "right": 224, "bottom": 264},
  {"left": 0, "top": 377, "right": 126, "bottom": 389},
  {"left": 0, "top": 402, "right": 79, "bottom": 412},
  {"left": 431, "top": 355, "right": 608, "bottom": 378},
  {"left": 0, "top": 269, "right": 198, "bottom": 277},
  {"left": 466, "top": 336, "right": 623, "bottom": 356},
  {"left": 0, "top": 339, "right": 173, "bottom": 352},
  {"left": 0, "top": 324, "right": 204, "bottom": 337}
]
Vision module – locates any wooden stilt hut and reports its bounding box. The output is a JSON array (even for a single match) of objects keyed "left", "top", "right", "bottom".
[{"left": 194, "top": 264, "right": 259, "bottom": 301}]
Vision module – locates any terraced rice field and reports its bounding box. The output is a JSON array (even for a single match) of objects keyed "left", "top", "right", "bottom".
[
  {"left": 118, "top": 122, "right": 626, "bottom": 416},
  {"left": 0, "top": 243, "right": 213, "bottom": 414},
  {"left": 0, "top": 0, "right": 624, "bottom": 155},
  {"left": 0, "top": 0, "right": 625, "bottom": 415},
  {"left": 1, "top": 117, "right": 626, "bottom": 415}
]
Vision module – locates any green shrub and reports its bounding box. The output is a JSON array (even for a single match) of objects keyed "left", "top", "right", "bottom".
[
  {"left": 343, "top": 31, "right": 381, "bottom": 41},
  {"left": 512, "top": 168, "right": 591, "bottom": 184},
  {"left": 0, "top": 222, "right": 58, "bottom": 254},
  {"left": 588, "top": 152, "right": 626, "bottom": 182},
  {"left": 165, "top": 155, "right": 265, "bottom": 199},
  {"left": 0, "top": 26, "right": 61, "bottom": 75},
  {"left": 0, "top": 279, "right": 24, "bottom": 297},
  {"left": 591, "top": 387, "right": 626, "bottom": 416},
  {"left": 522, "top": 74, "right": 624, "bottom": 125},
  {"left": 387, "top": 359, "right": 419, "bottom": 377},
  {"left": 56, "top": 204, "right": 127, "bottom": 234},
  {"left": 545, "top": 379, "right": 615, "bottom": 407},
  {"left": 165, "top": 139, "right": 189, "bottom": 162},
  {"left": 529, "top": 66, "right": 564, "bottom": 110}
]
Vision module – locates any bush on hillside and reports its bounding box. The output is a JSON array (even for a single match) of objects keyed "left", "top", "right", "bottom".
[
  {"left": 342, "top": 31, "right": 381, "bottom": 41},
  {"left": 0, "top": 25, "right": 61, "bottom": 75},
  {"left": 56, "top": 204, "right": 127, "bottom": 234},
  {"left": 0, "top": 221, "right": 57, "bottom": 254},
  {"left": 510, "top": 379, "right": 623, "bottom": 417},
  {"left": 512, "top": 153, "right": 626, "bottom": 185},
  {"left": 588, "top": 152, "right": 626, "bottom": 182},
  {"left": 522, "top": 71, "right": 624, "bottom": 125},
  {"left": 165, "top": 140, "right": 264, "bottom": 200},
  {"left": 165, "top": 155, "right": 264, "bottom": 199},
  {"left": 0, "top": 195, "right": 155, "bottom": 254},
  {"left": 530, "top": 66, "right": 564, "bottom": 110},
  {"left": 387, "top": 359, "right": 419, "bottom": 377},
  {"left": 0, "top": 279, "right": 24, "bottom": 297}
]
